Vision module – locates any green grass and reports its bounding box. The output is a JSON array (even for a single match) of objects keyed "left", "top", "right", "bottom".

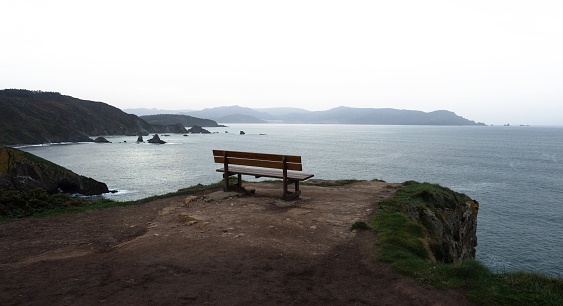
[
  {"left": 1, "top": 181, "right": 225, "bottom": 220},
  {"left": 373, "top": 181, "right": 563, "bottom": 305}
]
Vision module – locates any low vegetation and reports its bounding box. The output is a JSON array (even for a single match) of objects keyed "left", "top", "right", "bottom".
[
  {"left": 350, "top": 220, "right": 371, "bottom": 231},
  {"left": 0, "top": 188, "right": 90, "bottom": 219},
  {"left": 0, "top": 181, "right": 225, "bottom": 220},
  {"left": 373, "top": 181, "right": 563, "bottom": 305}
]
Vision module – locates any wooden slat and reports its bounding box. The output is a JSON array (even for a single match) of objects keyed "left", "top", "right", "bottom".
[
  {"left": 216, "top": 166, "right": 314, "bottom": 181},
  {"left": 213, "top": 150, "right": 301, "bottom": 163},
  {"left": 214, "top": 156, "right": 302, "bottom": 171}
]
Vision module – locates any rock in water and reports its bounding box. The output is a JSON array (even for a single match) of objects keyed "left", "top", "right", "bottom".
[
  {"left": 240, "top": 131, "right": 245, "bottom": 135},
  {"left": 137, "top": 135, "right": 144, "bottom": 142},
  {"left": 147, "top": 134, "right": 166, "bottom": 144},
  {"left": 93, "top": 136, "right": 111, "bottom": 143}
]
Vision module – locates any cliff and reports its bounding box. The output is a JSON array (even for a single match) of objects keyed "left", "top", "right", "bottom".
[
  {"left": 0, "top": 89, "right": 187, "bottom": 145},
  {"left": 404, "top": 182, "right": 478, "bottom": 262},
  {"left": 375, "top": 181, "right": 478, "bottom": 263},
  {"left": 0, "top": 146, "right": 109, "bottom": 196}
]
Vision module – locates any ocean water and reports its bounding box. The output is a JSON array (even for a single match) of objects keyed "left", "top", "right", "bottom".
[{"left": 20, "top": 124, "right": 563, "bottom": 278}]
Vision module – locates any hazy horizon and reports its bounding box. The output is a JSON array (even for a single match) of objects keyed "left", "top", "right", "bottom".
[{"left": 2, "top": 1, "right": 562, "bottom": 125}]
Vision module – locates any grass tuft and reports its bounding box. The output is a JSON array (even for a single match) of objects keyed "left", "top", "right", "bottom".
[{"left": 350, "top": 220, "right": 371, "bottom": 231}]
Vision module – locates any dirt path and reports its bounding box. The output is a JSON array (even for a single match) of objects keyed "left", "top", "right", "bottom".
[{"left": 0, "top": 181, "right": 470, "bottom": 305}]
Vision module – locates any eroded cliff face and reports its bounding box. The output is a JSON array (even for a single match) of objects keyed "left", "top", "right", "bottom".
[
  {"left": 402, "top": 182, "right": 479, "bottom": 263},
  {"left": 0, "top": 146, "right": 109, "bottom": 196}
]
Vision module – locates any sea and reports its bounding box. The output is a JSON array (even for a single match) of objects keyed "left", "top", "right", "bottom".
[{"left": 19, "top": 124, "right": 563, "bottom": 278}]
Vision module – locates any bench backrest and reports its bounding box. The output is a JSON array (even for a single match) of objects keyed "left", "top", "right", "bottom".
[{"left": 213, "top": 150, "right": 303, "bottom": 171}]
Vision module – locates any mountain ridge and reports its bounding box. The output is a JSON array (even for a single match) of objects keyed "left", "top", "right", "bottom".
[
  {"left": 0, "top": 89, "right": 189, "bottom": 145},
  {"left": 136, "top": 105, "right": 484, "bottom": 125}
]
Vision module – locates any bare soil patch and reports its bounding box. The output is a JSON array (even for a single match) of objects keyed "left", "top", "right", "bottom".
[{"left": 0, "top": 181, "right": 470, "bottom": 305}]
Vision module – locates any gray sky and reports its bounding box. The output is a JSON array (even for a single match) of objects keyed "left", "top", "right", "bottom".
[{"left": 2, "top": 1, "right": 563, "bottom": 125}]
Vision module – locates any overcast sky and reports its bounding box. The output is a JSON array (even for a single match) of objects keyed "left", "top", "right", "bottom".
[{"left": 2, "top": 1, "right": 563, "bottom": 125}]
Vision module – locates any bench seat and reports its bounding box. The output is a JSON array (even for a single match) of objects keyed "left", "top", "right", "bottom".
[
  {"left": 216, "top": 166, "right": 314, "bottom": 181},
  {"left": 213, "top": 150, "right": 314, "bottom": 200}
]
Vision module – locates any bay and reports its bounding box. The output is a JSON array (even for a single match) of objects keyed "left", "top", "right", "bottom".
[{"left": 20, "top": 124, "right": 563, "bottom": 278}]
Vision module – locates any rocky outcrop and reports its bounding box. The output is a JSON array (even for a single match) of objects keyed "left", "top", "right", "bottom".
[
  {"left": 402, "top": 182, "right": 478, "bottom": 263},
  {"left": 187, "top": 125, "right": 211, "bottom": 134},
  {"left": 137, "top": 135, "right": 144, "bottom": 142},
  {"left": 0, "top": 146, "right": 109, "bottom": 196},
  {"left": 147, "top": 134, "right": 166, "bottom": 144}
]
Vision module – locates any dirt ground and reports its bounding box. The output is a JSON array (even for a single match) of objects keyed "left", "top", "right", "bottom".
[{"left": 0, "top": 181, "right": 470, "bottom": 305}]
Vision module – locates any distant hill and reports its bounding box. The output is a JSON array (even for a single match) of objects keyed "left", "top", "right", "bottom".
[
  {"left": 140, "top": 114, "right": 224, "bottom": 127},
  {"left": 277, "top": 107, "right": 485, "bottom": 125},
  {"left": 0, "top": 89, "right": 187, "bottom": 145},
  {"left": 216, "top": 114, "right": 267, "bottom": 124},
  {"left": 181, "top": 105, "right": 278, "bottom": 121},
  {"left": 253, "top": 107, "right": 311, "bottom": 117},
  {"left": 125, "top": 108, "right": 194, "bottom": 116},
  {"left": 183, "top": 105, "right": 485, "bottom": 125}
]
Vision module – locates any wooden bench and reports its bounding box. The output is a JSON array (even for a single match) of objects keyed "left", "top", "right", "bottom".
[{"left": 213, "top": 150, "right": 314, "bottom": 200}]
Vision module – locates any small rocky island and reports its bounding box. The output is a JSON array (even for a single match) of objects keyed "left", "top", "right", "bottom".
[
  {"left": 147, "top": 134, "right": 166, "bottom": 144},
  {"left": 93, "top": 137, "right": 111, "bottom": 143}
]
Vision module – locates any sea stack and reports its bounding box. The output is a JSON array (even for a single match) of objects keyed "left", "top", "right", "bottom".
[{"left": 147, "top": 134, "right": 166, "bottom": 144}]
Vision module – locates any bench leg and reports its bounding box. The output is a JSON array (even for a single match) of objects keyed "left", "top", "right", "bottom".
[
  {"left": 282, "top": 179, "right": 301, "bottom": 200},
  {"left": 223, "top": 172, "right": 230, "bottom": 191},
  {"left": 223, "top": 172, "right": 249, "bottom": 194}
]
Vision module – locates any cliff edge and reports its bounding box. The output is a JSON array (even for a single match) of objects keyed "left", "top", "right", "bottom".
[{"left": 376, "top": 181, "right": 478, "bottom": 263}]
